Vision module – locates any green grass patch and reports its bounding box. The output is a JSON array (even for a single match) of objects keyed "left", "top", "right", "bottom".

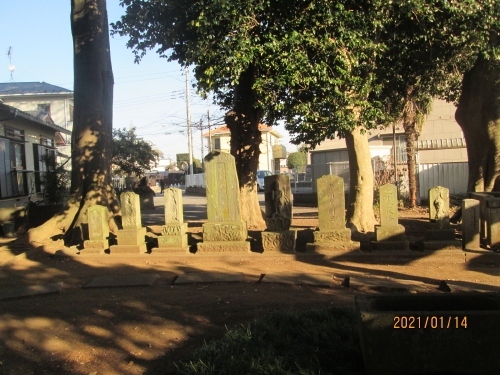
[{"left": 175, "top": 307, "right": 366, "bottom": 375}]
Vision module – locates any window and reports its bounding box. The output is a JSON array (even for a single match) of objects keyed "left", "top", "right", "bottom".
[
  {"left": 214, "top": 137, "right": 221, "bottom": 150},
  {"left": 38, "top": 103, "right": 51, "bottom": 115},
  {"left": 0, "top": 126, "right": 27, "bottom": 196},
  {"left": 40, "top": 136, "right": 54, "bottom": 147}
]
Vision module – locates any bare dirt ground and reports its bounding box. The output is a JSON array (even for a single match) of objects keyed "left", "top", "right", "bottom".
[{"left": 0, "top": 203, "right": 499, "bottom": 374}]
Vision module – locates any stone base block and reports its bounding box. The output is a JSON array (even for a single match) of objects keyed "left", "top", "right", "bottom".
[
  {"left": 371, "top": 240, "right": 410, "bottom": 251},
  {"left": 116, "top": 227, "right": 147, "bottom": 246},
  {"left": 151, "top": 246, "right": 190, "bottom": 254},
  {"left": 262, "top": 230, "right": 297, "bottom": 253},
  {"left": 202, "top": 222, "right": 247, "bottom": 242},
  {"left": 109, "top": 244, "right": 148, "bottom": 254},
  {"left": 313, "top": 228, "right": 351, "bottom": 243},
  {"left": 158, "top": 234, "right": 188, "bottom": 248},
  {"left": 306, "top": 241, "right": 359, "bottom": 253},
  {"left": 83, "top": 239, "right": 109, "bottom": 251},
  {"left": 426, "top": 228, "right": 455, "bottom": 241},
  {"left": 265, "top": 217, "right": 292, "bottom": 232},
  {"left": 422, "top": 240, "right": 462, "bottom": 251},
  {"left": 375, "top": 224, "right": 406, "bottom": 242},
  {"left": 197, "top": 241, "right": 250, "bottom": 253}
]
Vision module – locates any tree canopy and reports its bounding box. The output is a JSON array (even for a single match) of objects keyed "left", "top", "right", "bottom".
[
  {"left": 287, "top": 151, "right": 307, "bottom": 173},
  {"left": 112, "top": 127, "right": 160, "bottom": 177}
]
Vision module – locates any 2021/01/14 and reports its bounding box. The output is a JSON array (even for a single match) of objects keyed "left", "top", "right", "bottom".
[{"left": 393, "top": 315, "right": 468, "bottom": 329}]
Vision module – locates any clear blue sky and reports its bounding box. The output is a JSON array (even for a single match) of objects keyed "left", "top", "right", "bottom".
[{"left": 0, "top": 1, "right": 294, "bottom": 160}]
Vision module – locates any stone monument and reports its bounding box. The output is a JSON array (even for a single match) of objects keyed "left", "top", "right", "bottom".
[
  {"left": 306, "top": 175, "right": 358, "bottom": 252},
  {"left": 110, "top": 192, "right": 147, "bottom": 254},
  {"left": 261, "top": 174, "right": 296, "bottom": 253},
  {"left": 424, "top": 186, "right": 460, "bottom": 249},
  {"left": 197, "top": 151, "right": 250, "bottom": 253},
  {"left": 372, "top": 184, "right": 409, "bottom": 250},
  {"left": 462, "top": 198, "right": 480, "bottom": 250},
  {"left": 83, "top": 205, "right": 109, "bottom": 253},
  {"left": 153, "top": 188, "right": 189, "bottom": 253}
]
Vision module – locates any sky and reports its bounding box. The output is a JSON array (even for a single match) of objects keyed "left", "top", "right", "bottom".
[{"left": 0, "top": 1, "right": 296, "bottom": 161}]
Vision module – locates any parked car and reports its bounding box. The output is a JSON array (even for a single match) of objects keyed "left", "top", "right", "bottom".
[{"left": 256, "top": 170, "right": 273, "bottom": 191}]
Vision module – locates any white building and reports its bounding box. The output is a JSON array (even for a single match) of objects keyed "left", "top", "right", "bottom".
[{"left": 202, "top": 124, "right": 285, "bottom": 172}]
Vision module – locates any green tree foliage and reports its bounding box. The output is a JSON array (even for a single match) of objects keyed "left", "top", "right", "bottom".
[
  {"left": 112, "top": 127, "right": 160, "bottom": 177},
  {"left": 176, "top": 153, "right": 202, "bottom": 172},
  {"left": 287, "top": 151, "right": 307, "bottom": 173}
]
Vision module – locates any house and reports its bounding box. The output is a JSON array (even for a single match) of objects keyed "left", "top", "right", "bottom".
[
  {"left": 307, "top": 99, "right": 468, "bottom": 199},
  {"left": 202, "top": 124, "right": 285, "bottom": 172},
  {"left": 0, "top": 82, "right": 74, "bottom": 160},
  {"left": 0, "top": 101, "right": 71, "bottom": 209}
]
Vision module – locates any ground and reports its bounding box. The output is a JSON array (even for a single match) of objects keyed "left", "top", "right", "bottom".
[{"left": 0, "top": 198, "right": 498, "bottom": 375}]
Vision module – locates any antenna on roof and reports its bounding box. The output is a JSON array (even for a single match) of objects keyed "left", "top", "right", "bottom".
[{"left": 7, "top": 47, "right": 15, "bottom": 81}]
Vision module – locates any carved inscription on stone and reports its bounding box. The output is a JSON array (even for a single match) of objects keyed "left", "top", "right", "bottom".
[
  {"left": 379, "top": 184, "right": 398, "bottom": 227},
  {"left": 203, "top": 224, "right": 246, "bottom": 242},
  {"left": 161, "top": 225, "right": 182, "bottom": 236},
  {"left": 317, "top": 175, "right": 345, "bottom": 231},
  {"left": 88, "top": 205, "right": 109, "bottom": 241},
  {"left": 120, "top": 192, "right": 141, "bottom": 229},
  {"left": 204, "top": 151, "right": 242, "bottom": 222},
  {"left": 264, "top": 175, "right": 292, "bottom": 231},
  {"left": 429, "top": 186, "right": 450, "bottom": 227},
  {"left": 314, "top": 229, "right": 351, "bottom": 243},
  {"left": 164, "top": 188, "right": 183, "bottom": 224},
  {"left": 262, "top": 231, "right": 295, "bottom": 252}
]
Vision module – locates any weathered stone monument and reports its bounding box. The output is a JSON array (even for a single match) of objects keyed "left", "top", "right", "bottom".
[
  {"left": 83, "top": 205, "right": 109, "bottom": 253},
  {"left": 462, "top": 198, "right": 480, "bottom": 250},
  {"left": 262, "top": 174, "right": 296, "bottom": 253},
  {"left": 197, "top": 151, "right": 250, "bottom": 253},
  {"left": 424, "top": 186, "right": 460, "bottom": 249},
  {"left": 153, "top": 188, "right": 189, "bottom": 253},
  {"left": 307, "top": 175, "right": 358, "bottom": 252},
  {"left": 110, "top": 192, "right": 147, "bottom": 254},
  {"left": 372, "top": 183, "right": 409, "bottom": 250}
]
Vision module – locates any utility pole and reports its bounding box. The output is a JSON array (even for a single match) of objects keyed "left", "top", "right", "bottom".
[
  {"left": 185, "top": 67, "right": 193, "bottom": 174},
  {"left": 207, "top": 109, "right": 212, "bottom": 152},
  {"left": 200, "top": 118, "right": 204, "bottom": 166}
]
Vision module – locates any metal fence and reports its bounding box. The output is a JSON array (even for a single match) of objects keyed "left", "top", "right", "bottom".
[
  {"left": 418, "top": 162, "right": 468, "bottom": 200},
  {"left": 186, "top": 173, "right": 205, "bottom": 187}
]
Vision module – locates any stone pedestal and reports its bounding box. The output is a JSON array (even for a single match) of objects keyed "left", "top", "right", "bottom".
[
  {"left": 154, "top": 223, "right": 189, "bottom": 254},
  {"left": 197, "top": 221, "right": 250, "bottom": 253},
  {"left": 110, "top": 227, "right": 148, "bottom": 254},
  {"left": 262, "top": 230, "right": 297, "bottom": 253},
  {"left": 372, "top": 224, "right": 409, "bottom": 251},
  {"left": 83, "top": 240, "right": 108, "bottom": 254},
  {"left": 306, "top": 228, "right": 359, "bottom": 252},
  {"left": 462, "top": 199, "right": 480, "bottom": 250}
]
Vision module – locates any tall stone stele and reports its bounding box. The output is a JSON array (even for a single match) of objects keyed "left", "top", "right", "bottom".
[
  {"left": 262, "top": 174, "right": 296, "bottom": 253},
  {"left": 110, "top": 192, "right": 148, "bottom": 254},
  {"left": 307, "top": 175, "right": 358, "bottom": 252},
  {"left": 462, "top": 198, "right": 480, "bottom": 250},
  {"left": 83, "top": 205, "right": 110, "bottom": 253},
  {"left": 424, "top": 186, "right": 460, "bottom": 249},
  {"left": 197, "top": 151, "right": 250, "bottom": 253},
  {"left": 153, "top": 188, "right": 189, "bottom": 253},
  {"left": 372, "top": 184, "right": 409, "bottom": 250}
]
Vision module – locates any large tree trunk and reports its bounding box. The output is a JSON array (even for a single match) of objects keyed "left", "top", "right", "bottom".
[
  {"left": 404, "top": 123, "right": 418, "bottom": 208},
  {"left": 225, "top": 66, "right": 266, "bottom": 229},
  {"left": 345, "top": 126, "right": 377, "bottom": 233},
  {"left": 28, "top": 0, "right": 118, "bottom": 245},
  {"left": 455, "top": 56, "right": 500, "bottom": 194}
]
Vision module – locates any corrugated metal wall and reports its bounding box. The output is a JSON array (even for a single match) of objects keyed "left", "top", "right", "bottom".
[{"left": 418, "top": 162, "right": 468, "bottom": 200}]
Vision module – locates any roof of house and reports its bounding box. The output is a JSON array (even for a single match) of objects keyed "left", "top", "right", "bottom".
[
  {"left": 0, "top": 82, "right": 73, "bottom": 96},
  {"left": 202, "top": 124, "right": 282, "bottom": 138},
  {"left": 0, "top": 102, "right": 71, "bottom": 135}
]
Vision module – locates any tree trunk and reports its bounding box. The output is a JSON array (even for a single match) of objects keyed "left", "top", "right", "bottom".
[
  {"left": 345, "top": 126, "right": 377, "bottom": 233},
  {"left": 225, "top": 66, "right": 266, "bottom": 229},
  {"left": 455, "top": 56, "right": 500, "bottom": 194},
  {"left": 28, "top": 0, "right": 118, "bottom": 245},
  {"left": 404, "top": 123, "right": 418, "bottom": 208}
]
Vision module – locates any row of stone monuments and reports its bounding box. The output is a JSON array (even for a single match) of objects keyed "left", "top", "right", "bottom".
[{"left": 82, "top": 151, "right": 472, "bottom": 254}]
